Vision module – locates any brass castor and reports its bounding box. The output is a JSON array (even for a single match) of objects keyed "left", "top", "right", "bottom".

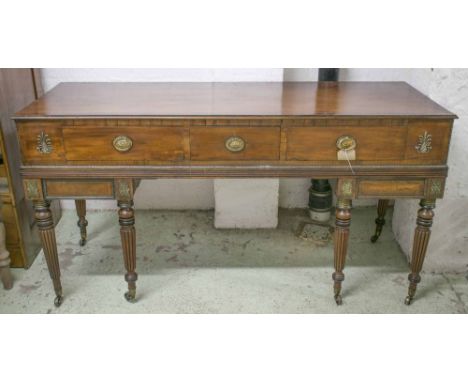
[
  {"left": 370, "top": 235, "right": 379, "bottom": 243},
  {"left": 124, "top": 290, "right": 136, "bottom": 303},
  {"left": 54, "top": 295, "right": 63, "bottom": 307},
  {"left": 334, "top": 294, "right": 343, "bottom": 306},
  {"left": 404, "top": 296, "right": 412, "bottom": 306},
  {"left": 79, "top": 238, "right": 87, "bottom": 247}
]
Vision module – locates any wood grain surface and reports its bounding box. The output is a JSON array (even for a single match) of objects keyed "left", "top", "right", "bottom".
[{"left": 14, "top": 82, "right": 456, "bottom": 118}]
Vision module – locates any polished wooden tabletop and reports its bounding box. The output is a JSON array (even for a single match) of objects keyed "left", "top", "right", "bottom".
[{"left": 14, "top": 81, "right": 455, "bottom": 119}]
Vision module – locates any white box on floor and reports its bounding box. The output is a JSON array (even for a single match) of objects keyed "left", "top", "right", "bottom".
[{"left": 214, "top": 179, "right": 279, "bottom": 229}]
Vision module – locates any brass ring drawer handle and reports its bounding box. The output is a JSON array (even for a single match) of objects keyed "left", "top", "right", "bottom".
[
  {"left": 113, "top": 136, "right": 133, "bottom": 152},
  {"left": 225, "top": 136, "right": 245, "bottom": 152},
  {"left": 336, "top": 135, "right": 357, "bottom": 151}
]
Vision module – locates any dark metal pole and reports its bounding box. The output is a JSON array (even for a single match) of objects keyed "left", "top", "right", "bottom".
[
  {"left": 318, "top": 68, "right": 339, "bottom": 82},
  {"left": 308, "top": 69, "right": 339, "bottom": 222}
]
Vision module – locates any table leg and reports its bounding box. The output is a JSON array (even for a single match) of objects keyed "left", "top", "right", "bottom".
[
  {"left": 370, "top": 199, "right": 390, "bottom": 243},
  {"left": 405, "top": 199, "right": 435, "bottom": 305},
  {"left": 33, "top": 200, "right": 63, "bottom": 307},
  {"left": 118, "top": 200, "right": 137, "bottom": 302},
  {"left": 333, "top": 198, "right": 352, "bottom": 305},
  {"left": 75, "top": 200, "right": 88, "bottom": 246}
]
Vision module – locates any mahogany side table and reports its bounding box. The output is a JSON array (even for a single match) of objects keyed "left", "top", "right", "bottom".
[{"left": 13, "top": 81, "right": 456, "bottom": 307}]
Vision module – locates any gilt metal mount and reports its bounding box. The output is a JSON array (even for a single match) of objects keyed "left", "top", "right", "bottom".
[
  {"left": 225, "top": 136, "right": 245, "bottom": 153},
  {"left": 113, "top": 136, "right": 133, "bottom": 153},
  {"left": 415, "top": 131, "right": 432, "bottom": 153},
  {"left": 336, "top": 135, "right": 357, "bottom": 151},
  {"left": 36, "top": 131, "right": 52, "bottom": 154}
]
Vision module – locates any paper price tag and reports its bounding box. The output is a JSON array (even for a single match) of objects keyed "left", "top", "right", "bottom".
[{"left": 337, "top": 148, "right": 355, "bottom": 161}]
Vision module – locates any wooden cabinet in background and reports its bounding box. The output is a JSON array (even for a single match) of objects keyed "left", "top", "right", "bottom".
[{"left": 0, "top": 69, "right": 61, "bottom": 268}]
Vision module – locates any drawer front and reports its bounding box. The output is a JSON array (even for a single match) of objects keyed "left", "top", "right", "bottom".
[
  {"left": 17, "top": 123, "right": 66, "bottom": 163},
  {"left": 286, "top": 126, "right": 407, "bottom": 161},
  {"left": 45, "top": 180, "right": 114, "bottom": 199},
  {"left": 190, "top": 127, "right": 280, "bottom": 161},
  {"left": 62, "top": 127, "right": 185, "bottom": 161},
  {"left": 358, "top": 179, "right": 425, "bottom": 198},
  {"left": 405, "top": 120, "right": 452, "bottom": 162},
  {"left": 337, "top": 178, "right": 444, "bottom": 199}
]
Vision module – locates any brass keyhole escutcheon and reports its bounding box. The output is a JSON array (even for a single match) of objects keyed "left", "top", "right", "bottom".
[
  {"left": 225, "top": 136, "right": 245, "bottom": 153},
  {"left": 336, "top": 135, "right": 357, "bottom": 151},
  {"left": 113, "top": 136, "right": 133, "bottom": 152}
]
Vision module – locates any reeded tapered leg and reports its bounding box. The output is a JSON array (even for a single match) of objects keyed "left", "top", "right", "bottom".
[
  {"left": 405, "top": 199, "right": 435, "bottom": 305},
  {"left": 33, "top": 200, "right": 63, "bottom": 307},
  {"left": 75, "top": 200, "right": 88, "bottom": 246},
  {"left": 371, "top": 199, "right": 389, "bottom": 243},
  {"left": 118, "top": 200, "right": 137, "bottom": 302},
  {"left": 333, "top": 198, "right": 352, "bottom": 305}
]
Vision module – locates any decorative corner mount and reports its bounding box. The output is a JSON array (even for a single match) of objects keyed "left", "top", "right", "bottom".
[
  {"left": 119, "top": 181, "right": 131, "bottom": 199},
  {"left": 36, "top": 131, "right": 52, "bottom": 154},
  {"left": 340, "top": 179, "right": 354, "bottom": 198},
  {"left": 415, "top": 131, "right": 432, "bottom": 153},
  {"left": 428, "top": 178, "right": 443, "bottom": 198},
  {"left": 24, "top": 179, "right": 41, "bottom": 200},
  {"left": 115, "top": 179, "right": 133, "bottom": 201}
]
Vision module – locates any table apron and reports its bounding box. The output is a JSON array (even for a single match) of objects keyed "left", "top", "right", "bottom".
[{"left": 20, "top": 164, "right": 448, "bottom": 179}]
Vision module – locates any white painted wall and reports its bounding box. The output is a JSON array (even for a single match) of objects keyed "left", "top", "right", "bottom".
[
  {"left": 214, "top": 179, "right": 280, "bottom": 229},
  {"left": 42, "top": 68, "right": 283, "bottom": 89}
]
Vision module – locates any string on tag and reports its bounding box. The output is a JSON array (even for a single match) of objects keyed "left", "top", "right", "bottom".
[{"left": 344, "top": 149, "right": 355, "bottom": 175}]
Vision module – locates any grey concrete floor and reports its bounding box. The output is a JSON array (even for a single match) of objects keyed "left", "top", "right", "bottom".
[{"left": 1, "top": 207, "right": 467, "bottom": 313}]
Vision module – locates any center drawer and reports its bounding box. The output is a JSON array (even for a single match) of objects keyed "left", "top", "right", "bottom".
[
  {"left": 190, "top": 126, "right": 280, "bottom": 161},
  {"left": 62, "top": 126, "right": 185, "bottom": 161}
]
